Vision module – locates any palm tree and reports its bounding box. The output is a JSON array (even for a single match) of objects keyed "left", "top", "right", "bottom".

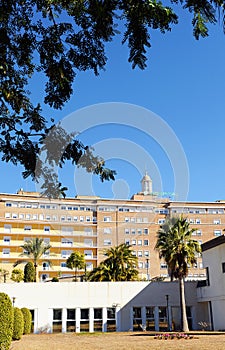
[
  {"left": 155, "top": 216, "right": 201, "bottom": 332},
  {"left": 88, "top": 243, "right": 138, "bottom": 281},
  {"left": 14, "top": 238, "right": 53, "bottom": 282},
  {"left": 66, "top": 251, "right": 85, "bottom": 281}
]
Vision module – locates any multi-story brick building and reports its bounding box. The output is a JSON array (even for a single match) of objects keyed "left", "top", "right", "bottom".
[{"left": 1, "top": 173, "right": 225, "bottom": 282}]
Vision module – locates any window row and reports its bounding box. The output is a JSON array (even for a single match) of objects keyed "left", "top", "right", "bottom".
[
  {"left": 189, "top": 219, "right": 222, "bottom": 225},
  {"left": 5, "top": 202, "right": 95, "bottom": 211},
  {"left": 5, "top": 213, "right": 97, "bottom": 223},
  {"left": 125, "top": 239, "right": 149, "bottom": 246},
  {"left": 172, "top": 208, "right": 224, "bottom": 214},
  {"left": 124, "top": 228, "right": 149, "bottom": 235}
]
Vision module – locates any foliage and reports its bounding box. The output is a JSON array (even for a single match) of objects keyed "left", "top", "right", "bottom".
[
  {"left": 12, "top": 307, "right": 24, "bottom": 341},
  {"left": 87, "top": 243, "right": 138, "bottom": 281},
  {"left": 14, "top": 238, "right": 53, "bottom": 282},
  {"left": 155, "top": 216, "right": 201, "bottom": 332},
  {"left": 21, "top": 308, "right": 32, "bottom": 335},
  {"left": 1, "top": 1, "right": 223, "bottom": 196},
  {"left": 155, "top": 217, "right": 201, "bottom": 280},
  {"left": 66, "top": 251, "right": 85, "bottom": 280},
  {"left": 11, "top": 268, "right": 24, "bottom": 283},
  {"left": 51, "top": 276, "right": 59, "bottom": 282},
  {"left": 0, "top": 293, "right": 13, "bottom": 350},
  {"left": 24, "top": 262, "right": 36, "bottom": 282}
]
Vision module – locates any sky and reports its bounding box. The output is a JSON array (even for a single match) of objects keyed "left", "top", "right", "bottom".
[{"left": 2, "top": 4, "right": 225, "bottom": 203}]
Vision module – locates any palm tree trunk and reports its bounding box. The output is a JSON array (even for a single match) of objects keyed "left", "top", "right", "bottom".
[
  {"left": 179, "top": 277, "right": 189, "bottom": 332},
  {"left": 34, "top": 263, "right": 37, "bottom": 283}
]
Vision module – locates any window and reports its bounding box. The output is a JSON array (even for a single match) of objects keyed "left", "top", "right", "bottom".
[
  {"left": 104, "top": 216, "right": 111, "bottom": 222},
  {"left": 2, "top": 249, "right": 10, "bottom": 256},
  {"left": 3, "top": 237, "right": 11, "bottom": 245},
  {"left": 61, "top": 216, "right": 65, "bottom": 221},
  {"left": 138, "top": 262, "right": 143, "bottom": 269},
  {"left": 131, "top": 217, "right": 136, "bottom": 223},
  {"left": 80, "top": 309, "right": 89, "bottom": 332},
  {"left": 125, "top": 239, "right": 130, "bottom": 245},
  {"left": 107, "top": 308, "right": 116, "bottom": 332},
  {"left": 144, "top": 240, "right": 149, "bottom": 246},
  {"left": 67, "top": 309, "right": 76, "bottom": 332},
  {"left": 67, "top": 216, "right": 72, "bottom": 221},
  {"left": 124, "top": 217, "right": 130, "bottom": 222},
  {"left": 19, "top": 214, "right": 24, "bottom": 219},
  {"left": 94, "top": 308, "right": 103, "bottom": 332},
  {"left": 124, "top": 228, "right": 130, "bottom": 235},
  {"left": 196, "top": 219, "right": 201, "bottom": 224},
  {"left": 133, "top": 307, "right": 142, "bottom": 331},
  {"left": 86, "top": 216, "right": 91, "bottom": 222},
  {"left": 32, "top": 214, "right": 38, "bottom": 220},
  {"left": 137, "top": 229, "right": 142, "bottom": 235},
  {"left": 43, "top": 238, "right": 50, "bottom": 245},
  {"left": 39, "top": 214, "right": 44, "bottom": 220},
  {"left": 61, "top": 250, "right": 72, "bottom": 258},
  {"left": 5, "top": 202, "right": 12, "bottom": 207},
  {"left": 144, "top": 251, "right": 150, "bottom": 257},
  {"left": 24, "top": 225, "right": 32, "bottom": 231},
  {"left": 214, "top": 219, "right": 221, "bottom": 225},
  {"left": 104, "top": 228, "right": 112, "bottom": 234},
  {"left": 61, "top": 262, "right": 67, "bottom": 268},
  {"left": 25, "top": 214, "right": 31, "bottom": 220},
  {"left": 214, "top": 230, "right": 222, "bottom": 237},
  {"left": 143, "top": 228, "right": 149, "bottom": 235},
  {"left": 4, "top": 225, "right": 11, "bottom": 233},
  {"left": 104, "top": 239, "right": 112, "bottom": 246},
  {"left": 61, "top": 238, "right": 73, "bottom": 247},
  {"left": 158, "top": 219, "right": 165, "bottom": 225},
  {"left": 160, "top": 263, "right": 167, "bottom": 269},
  {"left": 138, "top": 251, "right": 143, "bottom": 257},
  {"left": 5, "top": 213, "right": 10, "bottom": 219},
  {"left": 131, "top": 229, "right": 136, "bottom": 235},
  {"left": 222, "top": 262, "right": 225, "bottom": 273},
  {"left": 44, "top": 226, "right": 50, "bottom": 232},
  {"left": 74, "top": 216, "right": 78, "bottom": 222},
  {"left": 132, "top": 239, "right": 136, "bottom": 246},
  {"left": 12, "top": 213, "right": 18, "bottom": 219},
  {"left": 80, "top": 216, "right": 84, "bottom": 222},
  {"left": 53, "top": 309, "right": 62, "bottom": 333},
  {"left": 137, "top": 240, "right": 142, "bottom": 246}
]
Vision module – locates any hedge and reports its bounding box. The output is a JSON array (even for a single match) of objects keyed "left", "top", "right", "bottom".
[
  {"left": 12, "top": 307, "right": 24, "bottom": 340},
  {"left": 0, "top": 293, "right": 13, "bottom": 350},
  {"left": 21, "top": 308, "right": 32, "bottom": 334}
]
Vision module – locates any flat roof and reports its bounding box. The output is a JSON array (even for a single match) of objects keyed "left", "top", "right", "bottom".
[{"left": 202, "top": 235, "right": 225, "bottom": 252}]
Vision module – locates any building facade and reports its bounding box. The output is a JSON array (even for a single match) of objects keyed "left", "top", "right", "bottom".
[{"left": 1, "top": 174, "right": 225, "bottom": 281}]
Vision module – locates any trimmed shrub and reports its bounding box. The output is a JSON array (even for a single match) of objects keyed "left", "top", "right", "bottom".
[
  {"left": 21, "top": 308, "right": 32, "bottom": 335},
  {"left": 11, "top": 268, "right": 24, "bottom": 283},
  {"left": 12, "top": 308, "right": 24, "bottom": 340},
  {"left": 24, "top": 262, "right": 35, "bottom": 282},
  {"left": 0, "top": 293, "right": 13, "bottom": 350}
]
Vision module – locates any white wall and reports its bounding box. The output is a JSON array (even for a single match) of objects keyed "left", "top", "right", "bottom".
[{"left": 0, "top": 281, "right": 199, "bottom": 332}]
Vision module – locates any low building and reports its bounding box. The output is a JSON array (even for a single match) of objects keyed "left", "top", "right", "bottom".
[
  {"left": 197, "top": 235, "right": 225, "bottom": 330},
  {"left": 0, "top": 281, "right": 202, "bottom": 333}
]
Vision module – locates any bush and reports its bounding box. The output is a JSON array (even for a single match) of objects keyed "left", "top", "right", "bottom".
[
  {"left": 21, "top": 308, "right": 32, "bottom": 335},
  {"left": 0, "top": 293, "right": 13, "bottom": 350},
  {"left": 24, "top": 262, "right": 35, "bottom": 282},
  {"left": 12, "top": 308, "right": 24, "bottom": 340},
  {"left": 11, "top": 268, "right": 24, "bottom": 283},
  {"left": 52, "top": 277, "right": 59, "bottom": 282}
]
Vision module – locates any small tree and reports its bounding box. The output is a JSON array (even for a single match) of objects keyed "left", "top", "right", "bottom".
[
  {"left": 24, "top": 262, "right": 35, "bottom": 282},
  {"left": 11, "top": 268, "right": 24, "bottom": 283},
  {"left": 66, "top": 252, "right": 85, "bottom": 281},
  {"left": 21, "top": 308, "right": 32, "bottom": 335},
  {"left": 0, "top": 293, "right": 13, "bottom": 350},
  {"left": 12, "top": 307, "right": 24, "bottom": 340},
  {"left": 0, "top": 268, "right": 9, "bottom": 283}
]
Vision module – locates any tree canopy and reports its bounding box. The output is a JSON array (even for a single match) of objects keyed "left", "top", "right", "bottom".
[
  {"left": 66, "top": 251, "right": 85, "bottom": 280},
  {"left": 1, "top": 1, "right": 224, "bottom": 196},
  {"left": 87, "top": 243, "right": 138, "bottom": 281}
]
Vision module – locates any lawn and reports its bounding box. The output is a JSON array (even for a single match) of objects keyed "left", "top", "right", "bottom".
[{"left": 10, "top": 332, "right": 225, "bottom": 350}]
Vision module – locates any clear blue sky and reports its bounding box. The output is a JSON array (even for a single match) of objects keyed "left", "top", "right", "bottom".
[{"left": 2, "top": 5, "right": 225, "bottom": 202}]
